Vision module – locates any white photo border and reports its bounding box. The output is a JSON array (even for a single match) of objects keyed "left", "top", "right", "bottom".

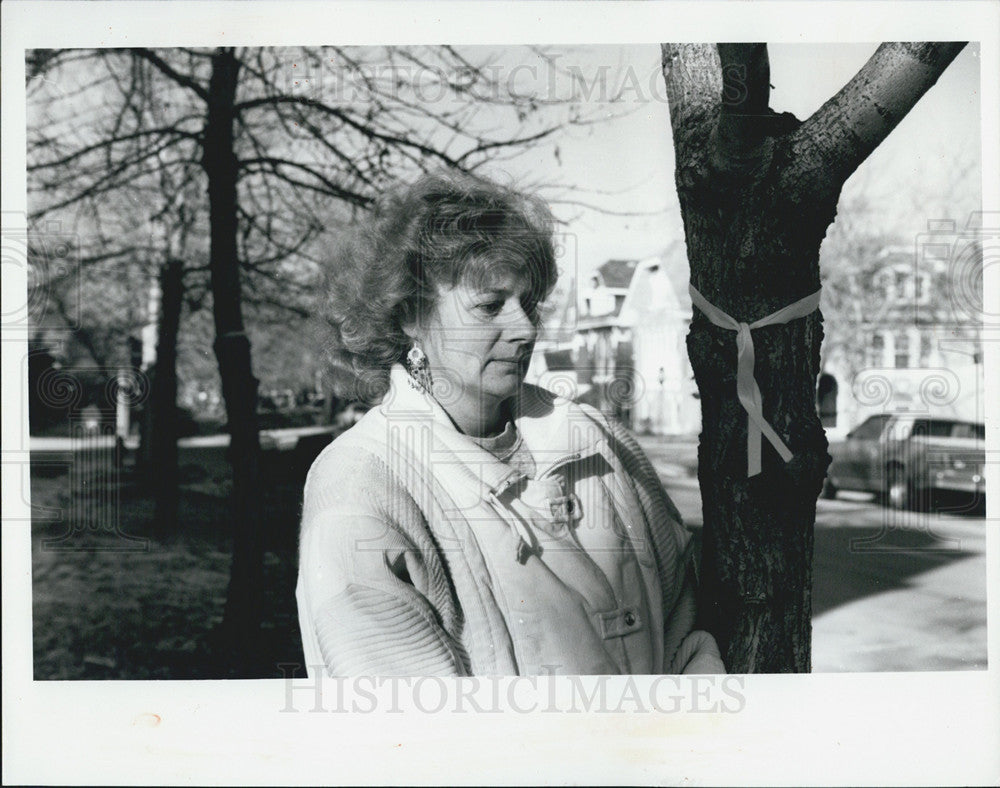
[{"left": 3, "top": 1, "right": 998, "bottom": 785}]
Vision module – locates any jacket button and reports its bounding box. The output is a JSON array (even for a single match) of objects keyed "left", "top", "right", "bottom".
[{"left": 624, "top": 610, "right": 636, "bottom": 627}]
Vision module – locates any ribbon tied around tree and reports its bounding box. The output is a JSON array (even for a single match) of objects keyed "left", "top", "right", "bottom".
[{"left": 689, "top": 284, "right": 822, "bottom": 477}]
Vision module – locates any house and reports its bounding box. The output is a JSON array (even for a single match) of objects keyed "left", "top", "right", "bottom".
[
  {"left": 528, "top": 247, "right": 700, "bottom": 435},
  {"left": 573, "top": 259, "right": 638, "bottom": 424},
  {"left": 821, "top": 238, "right": 984, "bottom": 435},
  {"left": 580, "top": 259, "right": 635, "bottom": 319},
  {"left": 617, "top": 246, "right": 700, "bottom": 436}
]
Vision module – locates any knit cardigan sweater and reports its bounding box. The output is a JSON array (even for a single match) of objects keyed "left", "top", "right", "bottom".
[{"left": 296, "top": 366, "right": 723, "bottom": 677}]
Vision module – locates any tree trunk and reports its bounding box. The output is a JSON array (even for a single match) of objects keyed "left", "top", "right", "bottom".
[
  {"left": 203, "top": 48, "right": 265, "bottom": 668},
  {"left": 679, "top": 70, "right": 832, "bottom": 674},
  {"left": 661, "top": 42, "right": 965, "bottom": 672},
  {"left": 150, "top": 257, "right": 183, "bottom": 537}
]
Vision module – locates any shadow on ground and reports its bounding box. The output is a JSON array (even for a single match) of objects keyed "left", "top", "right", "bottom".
[{"left": 812, "top": 515, "right": 980, "bottom": 617}]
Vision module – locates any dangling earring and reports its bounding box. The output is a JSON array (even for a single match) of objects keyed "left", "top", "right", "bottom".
[{"left": 405, "top": 344, "right": 434, "bottom": 393}]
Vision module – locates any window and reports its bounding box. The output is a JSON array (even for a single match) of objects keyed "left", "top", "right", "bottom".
[
  {"left": 816, "top": 373, "right": 838, "bottom": 427},
  {"left": 850, "top": 414, "right": 892, "bottom": 441},
  {"left": 906, "top": 420, "right": 980, "bottom": 439},
  {"left": 918, "top": 333, "right": 929, "bottom": 365},
  {"left": 950, "top": 422, "right": 985, "bottom": 440},
  {"left": 910, "top": 420, "right": 953, "bottom": 438},
  {"left": 867, "top": 333, "right": 885, "bottom": 367},
  {"left": 894, "top": 331, "right": 911, "bottom": 369},
  {"left": 894, "top": 270, "right": 908, "bottom": 300}
]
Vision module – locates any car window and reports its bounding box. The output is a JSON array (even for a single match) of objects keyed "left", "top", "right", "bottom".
[
  {"left": 850, "top": 414, "right": 891, "bottom": 440},
  {"left": 907, "top": 419, "right": 951, "bottom": 438},
  {"left": 904, "top": 420, "right": 985, "bottom": 439},
  {"left": 928, "top": 420, "right": 955, "bottom": 437},
  {"left": 950, "top": 422, "right": 985, "bottom": 440}
]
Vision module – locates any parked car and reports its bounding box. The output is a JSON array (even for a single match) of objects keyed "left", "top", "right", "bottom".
[{"left": 824, "top": 414, "right": 985, "bottom": 509}]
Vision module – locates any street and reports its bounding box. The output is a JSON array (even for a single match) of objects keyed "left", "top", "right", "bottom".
[{"left": 656, "top": 470, "right": 987, "bottom": 672}]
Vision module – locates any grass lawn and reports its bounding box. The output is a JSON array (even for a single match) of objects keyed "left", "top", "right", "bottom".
[{"left": 30, "top": 448, "right": 307, "bottom": 680}]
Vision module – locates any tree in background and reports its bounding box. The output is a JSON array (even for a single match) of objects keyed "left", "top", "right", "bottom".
[
  {"left": 661, "top": 42, "right": 966, "bottom": 672},
  {"left": 819, "top": 145, "right": 981, "bottom": 398},
  {"left": 142, "top": 162, "right": 207, "bottom": 537},
  {"left": 819, "top": 175, "right": 908, "bottom": 391},
  {"left": 26, "top": 45, "right": 593, "bottom": 671}
]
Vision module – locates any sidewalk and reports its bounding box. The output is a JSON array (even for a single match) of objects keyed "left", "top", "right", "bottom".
[
  {"left": 632, "top": 430, "right": 988, "bottom": 673},
  {"left": 633, "top": 432, "right": 700, "bottom": 480}
]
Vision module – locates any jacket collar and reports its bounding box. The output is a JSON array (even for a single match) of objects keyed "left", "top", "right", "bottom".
[{"left": 378, "top": 364, "right": 606, "bottom": 492}]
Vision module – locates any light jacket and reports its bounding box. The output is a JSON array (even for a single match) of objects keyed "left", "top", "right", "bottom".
[{"left": 296, "top": 365, "right": 723, "bottom": 676}]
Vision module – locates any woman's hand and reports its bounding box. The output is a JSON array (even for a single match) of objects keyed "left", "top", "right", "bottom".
[{"left": 672, "top": 629, "right": 726, "bottom": 674}]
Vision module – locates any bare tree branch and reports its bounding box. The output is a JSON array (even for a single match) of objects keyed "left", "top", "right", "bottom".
[
  {"left": 789, "top": 42, "right": 967, "bottom": 196},
  {"left": 28, "top": 126, "right": 200, "bottom": 172},
  {"left": 131, "top": 47, "right": 210, "bottom": 102}
]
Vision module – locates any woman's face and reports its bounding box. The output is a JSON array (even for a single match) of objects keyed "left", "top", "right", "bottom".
[{"left": 411, "top": 267, "right": 540, "bottom": 433}]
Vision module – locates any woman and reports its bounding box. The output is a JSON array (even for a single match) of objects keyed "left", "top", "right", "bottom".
[{"left": 297, "top": 171, "right": 723, "bottom": 676}]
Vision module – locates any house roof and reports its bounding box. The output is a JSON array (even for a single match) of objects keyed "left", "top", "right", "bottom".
[
  {"left": 572, "top": 242, "right": 693, "bottom": 332},
  {"left": 656, "top": 239, "right": 691, "bottom": 305},
  {"left": 594, "top": 259, "right": 639, "bottom": 290},
  {"left": 617, "top": 241, "right": 692, "bottom": 325}
]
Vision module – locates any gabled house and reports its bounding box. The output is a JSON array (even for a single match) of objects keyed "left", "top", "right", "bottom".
[
  {"left": 821, "top": 237, "right": 984, "bottom": 434},
  {"left": 617, "top": 246, "right": 700, "bottom": 435},
  {"left": 528, "top": 246, "right": 700, "bottom": 435}
]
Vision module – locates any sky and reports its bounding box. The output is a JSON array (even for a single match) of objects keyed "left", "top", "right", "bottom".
[
  {"left": 474, "top": 42, "right": 982, "bottom": 282},
  {"left": 25, "top": 42, "right": 982, "bottom": 293}
]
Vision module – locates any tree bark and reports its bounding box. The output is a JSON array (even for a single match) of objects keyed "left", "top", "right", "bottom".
[
  {"left": 203, "top": 48, "right": 265, "bottom": 665},
  {"left": 661, "top": 42, "right": 965, "bottom": 672},
  {"left": 150, "top": 257, "right": 183, "bottom": 537}
]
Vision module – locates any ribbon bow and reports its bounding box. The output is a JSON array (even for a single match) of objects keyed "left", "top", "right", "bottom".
[{"left": 689, "top": 284, "right": 821, "bottom": 477}]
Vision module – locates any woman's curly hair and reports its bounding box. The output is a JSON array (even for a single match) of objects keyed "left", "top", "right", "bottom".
[{"left": 323, "top": 170, "right": 558, "bottom": 402}]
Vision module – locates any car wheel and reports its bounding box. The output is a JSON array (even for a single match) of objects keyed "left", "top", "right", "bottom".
[{"left": 886, "top": 465, "right": 911, "bottom": 510}]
